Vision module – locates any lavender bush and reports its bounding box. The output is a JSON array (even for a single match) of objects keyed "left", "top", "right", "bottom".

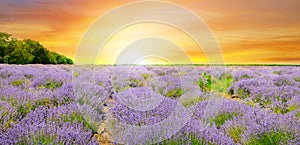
[{"left": 0, "top": 65, "right": 299, "bottom": 144}]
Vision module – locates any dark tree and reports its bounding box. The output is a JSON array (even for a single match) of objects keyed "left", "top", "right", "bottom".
[{"left": 0, "top": 32, "right": 73, "bottom": 64}]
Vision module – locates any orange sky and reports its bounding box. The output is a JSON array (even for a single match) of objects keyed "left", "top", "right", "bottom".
[{"left": 0, "top": 0, "right": 299, "bottom": 64}]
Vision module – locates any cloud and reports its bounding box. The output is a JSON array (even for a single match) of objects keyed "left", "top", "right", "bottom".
[{"left": 0, "top": 0, "right": 299, "bottom": 63}]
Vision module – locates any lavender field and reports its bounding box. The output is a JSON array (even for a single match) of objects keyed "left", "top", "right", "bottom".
[{"left": 0, "top": 65, "right": 299, "bottom": 145}]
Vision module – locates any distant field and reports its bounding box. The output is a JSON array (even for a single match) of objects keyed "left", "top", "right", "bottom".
[
  {"left": 102, "top": 64, "right": 300, "bottom": 67},
  {"left": 0, "top": 65, "right": 299, "bottom": 144}
]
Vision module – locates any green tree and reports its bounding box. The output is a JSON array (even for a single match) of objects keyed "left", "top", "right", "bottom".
[
  {"left": 9, "top": 40, "right": 35, "bottom": 64},
  {"left": 0, "top": 32, "right": 73, "bottom": 64}
]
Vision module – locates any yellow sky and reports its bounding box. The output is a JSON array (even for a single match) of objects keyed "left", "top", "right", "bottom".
[
  {"left": 0, "top": 0, "right": 299, "bottom": 64},
  {"left": 96, "top": 22, "right": 208, "bottom": 64}
]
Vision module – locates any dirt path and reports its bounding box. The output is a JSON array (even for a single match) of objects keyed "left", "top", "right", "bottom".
[{"left": 95, "top": 99, "right": 116, "bottom": 145}]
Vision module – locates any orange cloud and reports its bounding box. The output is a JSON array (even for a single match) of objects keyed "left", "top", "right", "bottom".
[{"left": 0, "top": 0, "right": 299, "bottom": 64}]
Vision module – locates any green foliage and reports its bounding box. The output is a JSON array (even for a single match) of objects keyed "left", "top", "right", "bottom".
[
  {"left": 127, "top": 78, "right": 144, "bottom": 87},
  {"left": 198, "top": 79, "right": 206, "bottom": 92},
  {"left": 180, "top": 96, "right": 207, "bottom": 108},
  {"left": 0, "top": 96, "right": 18, "bottom": 107},
  {"left": 210, "top": 112, "right": 238, "bottom": 128},
  {"left": 273, "top": 107, "right": 289, "bottom": 114},
  {"left": 287, "top": 105, "right": 299, "bottom": 112},
  {"left": 238, "top": 89, "right": 251, "bottom": 99},
  {"left": 272, "top": 101, "right": 298, "bottom": 115},
  {"left": 25, "top": 74, "right": 33, "bottom": 79},
  {"left": 212, "top": 73, "right": 233, "bottom": 93},
  {"left": 241, "top": 74, "right": 251, "bottom": 79},
  {"left": 0, "top": 32, "right": 73, "bottom": 64},
  {"left": 273, "top": 104, "right": 300, "bottom": 115},
  {"left": 38, "top": 79, "right": 63, "bottom": 91},
  {"left": 296, "top": 112, "right": 300, "bottom": 119},
  {"left": 60, "top": 112, "right": 96, "bottom": 132},
  {"left": 160, "top": 134, "right": 210, "bottom": 145},
  {"left": 17, "top": 102, "right": 34, "bottom": 118},
  {"left": 245, "top": 130, "right": 294, "bottom": 145},
  {"left": 141, "top": 73, "right": 153, "bottom": 80},
  {"left": 228, "top": 126, "right": 245, "bottom": 143},
  {"left": 198, "top": 72, "right": 212, "bottom": 93},
  {"left": 260, "top": 98, "right": 272, "bottom": 108},
  {"left": 10, "top": 79, "right": 31, "bottom": 89},
  {"left": 73, "top": 72, "right": 80, "bottom": 77},
  {"left": 272, "top": 71, "right": 282, "bottom": 75},
  {"left": 62, "top": 112, "right": 84, "bottom": 123},
  {"left": 35, "top": 98, "right": 52, "bottom": 107},
  {"left": 17, "top": 131, "right": 60, "bottom": 145},
  {"left": 10, "top": 79, "right": 25, "bottom": 87},
  {"left": 294, "top": 77, "right": 300, "bottom": 82},
  {"left": 0, "top": 109, "right": 15, "bottom": 132},
  {"left": 165, "top": 88, "right": 184, "bottom": 98}
]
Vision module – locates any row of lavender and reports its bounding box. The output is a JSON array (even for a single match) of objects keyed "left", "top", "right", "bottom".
[
  {"left": 228, "top": 66, "right": 300, "bottom": 116},
  {"left": 109, "top": 66, "right": 299, "bottom": 144},
  {"left": 0, "top": 65, "right": 100, "bottom": 144},
  {"left": 0, "top": 65, "right": 299, "bottom": 144}
]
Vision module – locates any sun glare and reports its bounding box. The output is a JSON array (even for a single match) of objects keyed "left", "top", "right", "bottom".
[{"left": 96, "top": 22, "right": 207, "bottom": 65}]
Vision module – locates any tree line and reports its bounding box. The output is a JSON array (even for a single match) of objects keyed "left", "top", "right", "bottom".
[{"left": 0, "top": 32, "right": 73, "bottom": 64}]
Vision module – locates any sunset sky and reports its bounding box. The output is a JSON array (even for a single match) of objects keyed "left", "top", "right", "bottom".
[{"left": 0, "top": 0, "right": 299, "bottom": 64}]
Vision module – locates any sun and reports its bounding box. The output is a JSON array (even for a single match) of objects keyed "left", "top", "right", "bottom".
[{"left": 95, "top": 22, "right": 206, "bottom": 65}]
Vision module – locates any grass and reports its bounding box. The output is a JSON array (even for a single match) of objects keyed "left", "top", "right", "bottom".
[
  {"left": 273, "top": 107, "right": 289, "bottom": 114},
  {"left": 272, "top": 71, "right": 282, "bottom": 75},
  {"left": 296, "top": 112, "right": 300, "bottom": 119},
  {"left": 198, "top": 72, "right": 212, "bottom": 93},
  {"left": 165, "top": 88, "right": 184, "bottom": 98},
  {"left": 73, "top": 72, "right": 80, "bottom": 77},
  {"left": 211, "top": 73, "right": 233, "bottom": 93},
  {"left": 38, "top": 79, "right": 63, "bottom": 91},
  {"left": 1, "top": 96, "right": 73, "bottom": 131},
  {"left": 127, "top": 78, "right": 144, "bottom": 87},
  {"left": 294, "top": 77, "right": 300, "bottom": 82},
  {"left": 228, "top": 126, "right": 246, "bottom": 143},
  {"left": 245, "top": 130, "right": 294, "bottom": 145},
  {"left": 160, "top": 134, "right": 211, "bottom": 145},
  {"left": 10, "top": 79, "right": 25, "bottom": 87},
  {"left": 58, "top": 112, "right": 98, "bottom": 133},
  {"left": 286, "top": 105, "right": 298, "bottom": 112},
  {"left": 141, "top": 73, "right": 153, "bottom": 80},
  {"left": 198, "top": 72, "right": 233, "bottom": 94},
  {"left": 180, "top": 96, "right": 207, "bottom": 108},
  {"left": 18, "top": 131, "right": 59, "bottom": 145},
  {"left": 209, "top": 112, "right": 238, "bottom": 128},
  {"left": 237, "top": 89, "right": 251, "bottom": 99}
]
